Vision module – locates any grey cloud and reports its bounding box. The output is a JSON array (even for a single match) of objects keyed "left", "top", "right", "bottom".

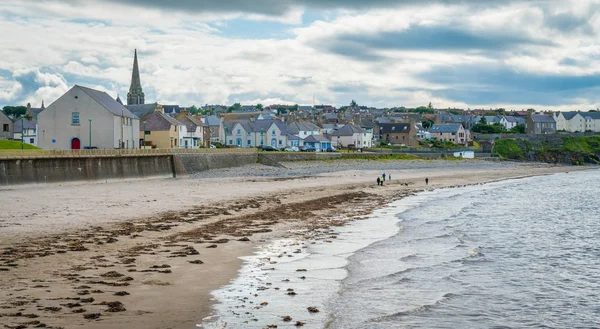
[
  {"left": 544, "top": 12, "right": 594, "bottom": 34},
  {"left": 418, "top": 63, "right": 600, "bottom": 105},
  {"left": 77, "top": 0, "right": 524, "bottom": 16},
  {"left": 314, "top": 25, "right": 554, "bottom": 61}
]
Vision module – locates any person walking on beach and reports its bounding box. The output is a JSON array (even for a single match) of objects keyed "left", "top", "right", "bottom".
[
  {"left": 377, "top": 177, "right": 381, "bottom": 186},
  {"left": 425, "top": 177, "right": 429, "bottom": 185},
  {"left": 380, "top": 175, "right": 384, "bottom": 186},
  {"left": 382, "top": 173, "right": 386, "bottom": 182},
  {"left": 388, "top": 174, "right": 391, "bottom": 181}
]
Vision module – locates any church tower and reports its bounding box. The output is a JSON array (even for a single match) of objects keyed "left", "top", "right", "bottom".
[{"left": 127, "top": 49, "right": 145, "bottom": 105}]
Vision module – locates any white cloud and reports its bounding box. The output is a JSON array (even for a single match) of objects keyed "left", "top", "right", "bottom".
[{"left": 1, "top": 0, "right": 599, "bottom": 110}]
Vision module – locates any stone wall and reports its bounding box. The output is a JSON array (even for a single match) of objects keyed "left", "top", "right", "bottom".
[
  {"left": 258, "top": 152, "right": 341, "bottom": 164},
  {"left": 175, "top": 153, "right": 258, "bottom": 174},
  {"left": 0, "top": 155, "right": 174, "bottom": 186}
]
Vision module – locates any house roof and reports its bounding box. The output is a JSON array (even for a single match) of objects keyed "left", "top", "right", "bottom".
[
  {"left": 560, "top": 112, "right": 580, "bottom": 120},
  {"left": 287, "top": 120, "right": 321, "bottom": 134},
  {"left": 430, "top": 124, "right": 462, "bottom": 133},
  {"left": 204, "top": 115, "right": 220, "bottom": 126},
  {"left": 378, "top": 123, "right": 411, "bottom": 134},
  {"left": 531, "top": 115, "right": 556, "bottom": 123},
  {"left": 504, "top": 116, "right": 517, "bottom": 122},
  {"left": 13, "top": 118, "right": 37, "bottom": 132},
  {"left": 220, "top": 111, "right": 262, "bottom": 122},
  {"left": 303, "top": 134, "right": 330, "bottom": 143},
  {"left": 332, "top": 123, "right": 366, "bottom": 136},
  {"left": 142, "top": 111, "right": 183, "bottom": 131},
  {"left": 177, "top": 114, "right": 204, "bottom": 131},
  {"left": 77, "top": 85, "right": 137, "bottom": 119},
  {"left": 125, "top": 103, "right": 158, "bottom": 120}
]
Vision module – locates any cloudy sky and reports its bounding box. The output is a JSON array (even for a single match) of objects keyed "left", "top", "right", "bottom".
[{"left": 1, "top": 0, "right": 600, "bottom": 110}]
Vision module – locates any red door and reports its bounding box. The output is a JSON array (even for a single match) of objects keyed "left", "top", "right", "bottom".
[{"left": 71, "top": 137, "right": 81, "bottom": 149}]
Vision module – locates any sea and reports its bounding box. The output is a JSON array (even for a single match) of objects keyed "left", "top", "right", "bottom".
[{"left": 199, "top": 169, "right": 600, "bottom": 329}]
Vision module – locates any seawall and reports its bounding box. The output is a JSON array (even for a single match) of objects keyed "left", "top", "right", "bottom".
[
  {"left": 0, "top": 156, "right": 175, "bottom": 186},
  {"left": 0, "top": 152, "right": 343, "bottom": 186}
]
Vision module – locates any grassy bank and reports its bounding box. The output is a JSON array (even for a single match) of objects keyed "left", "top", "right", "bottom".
[
  {"left": 494, "top": 136, "right": 600, "bottom": 164},
  {"left": 0, "top": 140, "right": 40, "bottom": 149}
]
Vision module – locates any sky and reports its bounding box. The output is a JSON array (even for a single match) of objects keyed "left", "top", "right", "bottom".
[{"left": 1, "top": 0, "right": 600, "bottom": 110}]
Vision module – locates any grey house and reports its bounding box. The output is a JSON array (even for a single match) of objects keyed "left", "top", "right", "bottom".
[
  {"left": 526, "top": 115, "right": 556, "bottom": 134},
  {"left": 0, "top": 110, "right": 12, "bottom": 140}
]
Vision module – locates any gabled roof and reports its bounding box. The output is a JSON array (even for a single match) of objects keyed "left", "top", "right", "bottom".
[
  {"left": 142, "top": 111, "right": 183, "bottom": 131},
  {"left": 560, "top": 112, "right": 580, "bottom": 120},
  {"left": 77, "top": 85, "right": 137, "bottom": 118},
  {"left": 177, "top": 114, "right": 204, "bottom": 131},
  {"left": 332, "top": 123, "right": 366, "bottom": 136},
  {"left": 504, "top": 116, "right": 517, "bottom": 122},
  {"left": 303, "top": 134, "right": 330, "bottom": 143},
  {"left": 287, "top": 120, "right": 321, "bottom": 134},
  {"left": 430, "top": 124, "right": 462, "bottom": 133},
  {"left": 378, "top": 123, "right": 411, "bottom": 134},
  {"left": 531, "top": 115, "right": 555, "bottom": 123},
  {"left": 13, "top": 118, "right": 37, "bottom": 132},
  {"left": 204, "top": 115, "right": 220, "bottom": 126},
  {"left": 125, "top": 103, "right": 158, "bottom": 120}
]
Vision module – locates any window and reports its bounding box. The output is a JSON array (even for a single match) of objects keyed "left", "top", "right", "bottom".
[
  {"left": 71, "top": 112, "right": 80, "bottom": 125},
  {"left": 247, "top": 140, "right": 251, "bottom": 145},
  {"left": 29, "top": 138, "right": 34, "bottom": 144},
  {"left": 272, "top": 130, "right": 276, "bottom": 135},
  {"left": 237, "top": 129, "right": 241, "bottom": 135},
  {"left": 229, "top": 139, "right": 233, "bottom": 145},
  {"left": 260, "top": 140, "right": 264, "bottom": 145},
  {"left": 248, "top": 131, "right": 251, "bottom": 136},
  {"left": 279, "top": 140, "right": 282, "bottom": 145},
  {"left": 144, "top": 131, "right": 151, "bottom": 135},
  {"left": 2, "top": 124, "right": 8, "bottom": 132}
]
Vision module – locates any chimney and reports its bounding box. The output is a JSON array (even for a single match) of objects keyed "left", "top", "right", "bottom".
[{"left": 156, "top": 103, "right": 164, "bottom": 114}]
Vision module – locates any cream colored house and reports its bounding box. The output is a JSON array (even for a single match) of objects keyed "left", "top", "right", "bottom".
[
  {"left": 38, "top": 85, "right": 139, "bottom": 149},
  {"left": 139, "top": 110, "right": 185, "bottom": 149}
]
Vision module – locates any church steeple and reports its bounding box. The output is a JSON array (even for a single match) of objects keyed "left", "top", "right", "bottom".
[{"left": 127, "top": 49, "right": 145, "bottom": 105}]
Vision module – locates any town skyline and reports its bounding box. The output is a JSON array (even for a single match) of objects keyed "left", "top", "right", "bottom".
[{"left": 2, "top": 0, "right": 600, "bottom": 110}]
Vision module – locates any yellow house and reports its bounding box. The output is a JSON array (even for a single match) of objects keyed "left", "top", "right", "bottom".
[{"left": 139, "top": 110, "right": 183, "bottom": 149}]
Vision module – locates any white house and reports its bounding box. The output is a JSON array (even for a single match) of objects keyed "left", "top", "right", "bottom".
[
  {"left": 225, "top": 119, "right": 291, "bottom": 148},
  {"left": 555, "top": 111, "right": 600, "bottom": 132},
  {"left": 331, "top": 123, "right": 373, "bottom": 148},
  {"left": 38, "top": 85, "right": 139, "bottom": 150},
  {"left": 287, "top": 121, "right": 321, "bottom": 147}
]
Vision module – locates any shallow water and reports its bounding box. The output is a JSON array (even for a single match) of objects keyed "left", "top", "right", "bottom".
[{"left": 200, "top": 170, "right": 600, "bottom": 329}]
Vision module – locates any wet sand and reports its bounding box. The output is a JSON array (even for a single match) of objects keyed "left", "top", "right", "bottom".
[{"left": 0, "top": 161, "right": 591, "bottom": 329}]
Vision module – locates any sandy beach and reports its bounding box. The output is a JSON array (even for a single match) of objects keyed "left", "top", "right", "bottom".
[{"left": 0, "top": 159, "right": 593, "bottom": 329}]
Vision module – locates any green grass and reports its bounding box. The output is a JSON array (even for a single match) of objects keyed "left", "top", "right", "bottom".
[
  {"left": 493, "top": 139, "right": 526, "bottom": 159},
  {"left": 0, "top": 140, "right": 40, "bottom": 149},
  {"left": 340, "top": 154, "right": 421, "bottom": 161},
  {"left": 561, "top": 136, "right": 600, "bottom": 154}
]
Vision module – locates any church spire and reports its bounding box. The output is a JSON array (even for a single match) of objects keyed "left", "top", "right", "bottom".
[{"left": 127, "top": 49, "right": 145, "bottom": 105}]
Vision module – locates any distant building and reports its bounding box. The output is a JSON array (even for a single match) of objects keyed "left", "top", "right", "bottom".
[
  {"left": 378, "top": 122, "right": 416, "bottom": 147},
  {"left": 331, "top": 123, "right": 372, "bottom": 148},
  {"left": 430, "top": 124, "right": 468, "bottom": 145},
  {"left": 526, "top": 115, "right": 556, "bottom": 134},
  {"left": 39, "top": 85, "right": 139, "bottom": 150}
]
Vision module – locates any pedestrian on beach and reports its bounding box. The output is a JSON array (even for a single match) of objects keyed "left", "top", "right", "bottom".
[
  {"left": 377, "top": 177, "right": 381, "bottom": 186},
  {"left": 380, "top": 176, "right": 384, "bottom": 186},
  {"left": 425, "top": 177, "right": 429, "bottom": 185},
  {"left": 382, "top": 173, "right": 386, "bottom": 182},
  {"left": 389, "top": 174, "right": 391, "bottom": 181}
]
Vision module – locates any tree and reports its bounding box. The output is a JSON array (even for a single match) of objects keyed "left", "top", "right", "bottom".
[
  {"left": 350, "top": 99, "right": 358, "bottom": 107},
  {"left": 256, "top": 103, "right": 263, "bottom": 110},
  {"left": 290, "top": 104, "right": 299, "bottom": 112},
  {"left": 509, "top": 124, "right": 525, "bottom": 133},
  {"left": 422, "top": 119, "right": 434, "bottom": 129},
  {"left": 479, "top": 116, "right": 487, "bottom": 124},
  {"left": 227, "top": 103, "right": 242, "bottom": 113},
  {"left": 189, "top": 105, "right": 199, "bottom": 115},
  {"left": 427, "top": 102, "right": 433, "bottom": 109},
  {"left": 2, "top": 106, "right": 27, "bottom": 118}
]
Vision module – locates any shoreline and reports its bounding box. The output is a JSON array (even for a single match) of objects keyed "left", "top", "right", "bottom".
[{"left": 0, "top": 161, "right": 595, "bottom": 329}]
